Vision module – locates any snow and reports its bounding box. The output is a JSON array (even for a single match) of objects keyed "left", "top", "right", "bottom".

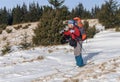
[
  {"left": 0, "top": 22, "right": 38, "bottom": 51},
  {"left": 0, "top": 30, "right": 120, "bottom": 82},
  {"left": 95, "top": 24, "right": 105, "bottom": 32}
]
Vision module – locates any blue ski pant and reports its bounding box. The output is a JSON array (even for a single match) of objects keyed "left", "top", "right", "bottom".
[{"left": 74, "top": 41, "right": 84, "bottom": 66}]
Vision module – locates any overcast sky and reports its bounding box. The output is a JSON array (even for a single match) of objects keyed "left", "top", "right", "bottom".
[{"left": 0, "top": 0, "right": 120, "bottom": 11}]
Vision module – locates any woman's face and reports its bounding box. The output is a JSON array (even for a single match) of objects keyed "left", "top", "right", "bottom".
[{"left": 68, "top": 24, "right": 73, "bottom": 29}]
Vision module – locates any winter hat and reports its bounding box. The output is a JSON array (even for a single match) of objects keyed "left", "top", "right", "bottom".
[{"left": 68, "top": 20, "right": 76, "bottom": 25}]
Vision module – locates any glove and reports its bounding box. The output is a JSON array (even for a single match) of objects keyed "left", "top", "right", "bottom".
[
  {"left": 70, "top": 29, "right": 74, "bottom": 33},
  {"left": 60, "top": 26, "right": 69, "bottom": 34},
  {"left": 59, "top": 30, "right": 64, "bottom": 34},
  {"left": 64, "top": 26, "right": 69, "bottom": 31}
]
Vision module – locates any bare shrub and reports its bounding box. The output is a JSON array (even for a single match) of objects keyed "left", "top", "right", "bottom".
[
  {"left": 20, "top": 32, "right": 31, "bottom": 49},
  {"left": 23, "top": 24, "right": 29, "bottom": 29},
  {"left": 14, "top": 25, "right": 22, "bottom": 30},
  {"left": 48, "top": 49, "right": 53, "bottom": 53},
  {"left": 1, "top": 42, "right": 11, "bottom": 55},
  {"left": 6, "top": 29, "right": 12, "bottom": 33},
  {"left": 0, "top": 29, "right": 3, "bottom": 34}
]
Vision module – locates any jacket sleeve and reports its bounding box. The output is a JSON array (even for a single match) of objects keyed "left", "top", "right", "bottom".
[
  {"left": 71, "top": 27, "right": 80, "bottom": 39},
  {"left": 63, "top": 27, "right": 80, "bottom": 40},
  {"left": 63, "top": 30, "right": 71, "bottom": 36},
  {"left": 73, "top": 27, "right": 80, "bottom": 37}
]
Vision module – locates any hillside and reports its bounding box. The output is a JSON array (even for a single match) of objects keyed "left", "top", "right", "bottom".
[
  {"left": 0, "top": 19, "right": 101, "bottom": 55},
  {"left": 0, "top": 22, "right": 38, "bottom": 53},
  {"left": 82, "top": 19, "right": 100, "bottom": 27},
  {"left": 0, "top": 29, "right": 119, "bottom": 82}
]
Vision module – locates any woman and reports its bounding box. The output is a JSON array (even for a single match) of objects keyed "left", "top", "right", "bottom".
[{"left": 63, "top": 20, "right": 84, "bottom": 67}]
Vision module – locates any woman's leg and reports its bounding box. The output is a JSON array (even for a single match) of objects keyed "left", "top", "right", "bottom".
[{"left": 74, "top": 41, "right": 84, "bottom": 67}]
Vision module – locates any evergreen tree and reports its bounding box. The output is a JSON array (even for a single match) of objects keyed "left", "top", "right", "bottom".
[
  {"left": 82, "top": 9, "right": 92, "bottom": 19},
  {"left": 98, "top": 0, "right": 119, "bottom": 28},
  {"left": 33, "top": 5, "right": 70, "bottom": 46},
  {"left": 21, "top": 3, "right": 28, "bottom": 22},
  {"left": 116, "top": 8, "right": 120, "bottom": 27},
  {"left": 0, "top": 7, "right": 9, "bottom": 24},
  {"left": 29, "top": 2, "right": 42, "bottom": 22},
  {"left": 70, "top": 3, "right": 92, "bottom": 19},
  {"left": 91, "top": 5, "right": 100, "bottom": 18},
  {"left": 71, "top": 3, "right": 84, "bottom": 18},
  {"left": 8, "top": 9, "right": 13, "bottom": 25},
  {"left": 48, "top": 0, "right": 65, "bottom": 9},
  {"left": 12, "top": 5, "right": 23, "bottom": 24},
  {"left": 83, "top": 20, "right": 89, "bottom": 30},
  {"left": 11, "top": 2, "right": 43, "bottom": 24},
  {"left": 60, "top": 6, "right": 70, "bottom": 19},
  {"left": 43, "top": 6, "right": 53, "bottom": 12}
]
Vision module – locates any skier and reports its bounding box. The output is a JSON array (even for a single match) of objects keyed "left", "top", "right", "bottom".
[{"left": 60, "top": 20, "right": 84, "bottom": 67}]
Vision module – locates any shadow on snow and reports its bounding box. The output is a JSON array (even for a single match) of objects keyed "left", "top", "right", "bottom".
[{"left": 83, "top": 51, "right": 101, "bottom": 64}]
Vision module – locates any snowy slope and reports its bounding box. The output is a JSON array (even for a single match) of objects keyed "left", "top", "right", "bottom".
[
  {"left": 0, "top": 30, "right": 120, "bottom": 82},
  {"left": 0, "top": 22, "right": 38, "bottom": 51}
]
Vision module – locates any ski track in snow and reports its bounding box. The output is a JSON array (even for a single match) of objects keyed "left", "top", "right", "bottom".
[{"left": 0, "top": 30, "right": 120, "bottom": 82}]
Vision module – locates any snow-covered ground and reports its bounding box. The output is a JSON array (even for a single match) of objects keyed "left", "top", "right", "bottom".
[
  {"left": 0, "top": 22, "right": 38, "bottom": 51},
  {"left": 0, "top": 30, "right": 120, "bottom": 82}
]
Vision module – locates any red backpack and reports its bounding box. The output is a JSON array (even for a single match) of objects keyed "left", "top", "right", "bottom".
[{"left": 73, "top": 17, "right": 87, "bottom": 41}]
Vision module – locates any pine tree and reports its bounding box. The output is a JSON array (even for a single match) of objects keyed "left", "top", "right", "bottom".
[
  {"left": 116, "top": 8, "right": 120, "bottom": 27},
  {"left": 70, "top": 3, "right": 92, "bottom": 19},
  {"left": 29, "top": 2, "right": 42, "bottom": 22},
  {"left": 91, "top": 5, "right": 100, "bottom": 18},
  {"left": 33, "top": 5, "right": 69, "bottom": 46},
  {"left": 12, "top": 5, "right": 23, "bottom": 24},
  {"left": 98, "top": 0, "right": 119, "bottom": 28},
  {"left": 48, "top": 0, "right": 65, "bottom": 9},
  {"left": 71, "top": 3, "right": 84, "bottom": 18},
  {"left": 21, "top": 3, "right": 28, "bottom": 23},
  {"left": 7, "top": 9, "right": 13, "bottom": 25},
  {"left": 0, "top": 7, "right": 9, "bottom": 24}
]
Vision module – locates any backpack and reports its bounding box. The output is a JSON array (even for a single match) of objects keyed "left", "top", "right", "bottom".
[
  {"left": 69, "top": 38, "right": 77, "bottom": 48},
  {"left": 73, "top": 17, "right": 87, "bottom": 41}
]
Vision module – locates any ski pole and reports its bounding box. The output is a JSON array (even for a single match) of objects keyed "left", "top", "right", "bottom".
[{"left": 78, "top": 41, "right": 87, "bottom": 55}]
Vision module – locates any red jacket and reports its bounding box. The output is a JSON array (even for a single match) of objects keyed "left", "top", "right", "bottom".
[{"left": 63, "top": 26, "right": 80, "bottom": 40}]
